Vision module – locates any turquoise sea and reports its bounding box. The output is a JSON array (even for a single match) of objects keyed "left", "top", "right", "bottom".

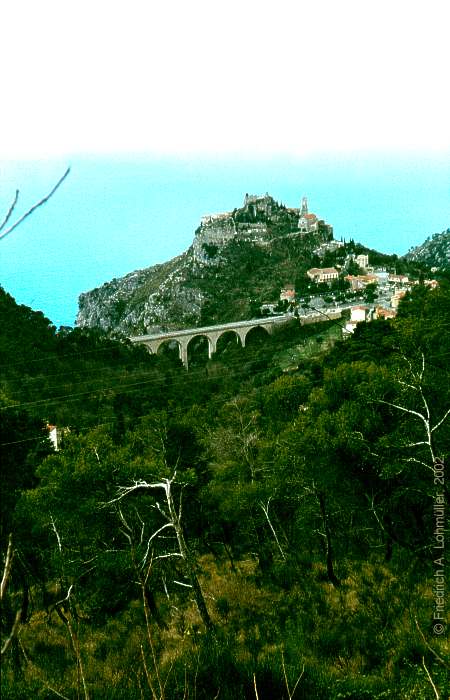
[{"left": 0, "top": 153, "right": 449, "bottom": 327}]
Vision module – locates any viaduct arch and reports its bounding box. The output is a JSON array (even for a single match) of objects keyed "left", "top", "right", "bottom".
[{"left": 129, "top": 315, "right": 292, "bottom": 369}]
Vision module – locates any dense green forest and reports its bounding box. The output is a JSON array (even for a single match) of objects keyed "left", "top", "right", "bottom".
[{"left": 1, "top": 283, "right": 449, "bottom": 699}]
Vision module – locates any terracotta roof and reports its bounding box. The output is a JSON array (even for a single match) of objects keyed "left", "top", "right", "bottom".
[{"left": 376, "top": 307, "right": 396, "bottom": 318}]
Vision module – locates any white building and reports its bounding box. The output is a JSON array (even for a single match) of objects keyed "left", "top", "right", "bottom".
[
  {"left": 47, "top": 425, "right": 60, "bottom": 451},
  {"left": 356, "top": 254, "right": 369, "bottom": 270},
  {"left": 344, "top": 305, "right": 371, "bottom": 334},
  {"left": 298, "top": 197, "right": 318, "bottom": 233},
  {"left": 307, "top": 267, "right": 339, "bottom": 284}
]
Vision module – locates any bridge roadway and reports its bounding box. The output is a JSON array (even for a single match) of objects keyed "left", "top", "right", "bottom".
[{"left": 129, "top": 315, "right": 292, "bottom": 369}]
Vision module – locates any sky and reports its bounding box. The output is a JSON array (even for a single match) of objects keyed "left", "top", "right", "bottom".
[
  {"left": 0, "top": 1, "right": 449, "bottom": 326},
  {"left": 1, "top": 0, "right": 449, "bottom": 158}
]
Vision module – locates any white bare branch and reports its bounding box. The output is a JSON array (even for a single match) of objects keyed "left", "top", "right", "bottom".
[
  {"left": 401, "top": 457, "right": 433, "bottom": 471},
  {"left": 50, "top": 516, "right": 63, "bottom": 553},
  {"left": 259, "top": 499, "right": 286, "bottom": 560},
  {"left": 366, "top": 494, "right": 386, "bottom": 535},
  {"left": 431, "top": 407, "right": 450, "bottom": 434},
  {"left": 134, "top": 508, "right": 145, "bottom": 545},
  {"left": 0, "top": 168, "right": 70, "bottom": 241},
  {"left": 281, "top": 649, "right": 305, "bottom": 700},
  {"left": 376, "top": 400, "right": 427, "bottom": 424},
  {"left": 414, "top": 617, "right": 449, "bottom": 668},
  {"left": 105, "top": 477, "right": 176, "bottom": 507},
  {"left": 111, "top": 471, "right": 214, "bottom": 632},
  {"left": 422, "top": 656, "right": 440, "bottom": 700},
  {"left": 0, "top": 533, "right": 14, "bottom": 602},
  {"left": 0, "top": 190, "right": 19, "bottom": 232},
  {"left": 418, "top": 385, "right": 431, "bottom": 424},
  {"left": 117, "top": 507, "right": 132, "bottom": 534},
  {"left": 403, "top": 441, "right": 430, "bottom": 449},
  {"left": 395, "top": 378, "right": 418, "bottom": 392},
  {"left": 1, "top": 610, "right": 22, "bottom": 657},
  {"left": 141, "top": 523, "right": 174, "bottom": 566},
  {"left": 119, "top": 528, "right": 132, "bottom": 546},
  {"left": 173, "top": 580, "right": 192, "bottom": 588},
  {"left": 54, "top": 584, "right": 74, "bottom": 609},
  {"left": 153, "top": 553, "right": 183, "bottom": 561},
  {"left": 153, "top": 501, "right": 171, "bottom": 522}
]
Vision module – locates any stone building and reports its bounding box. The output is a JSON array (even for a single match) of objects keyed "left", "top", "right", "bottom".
[
  {"left": 298, "top": 197, "right": 318, "bottom": 233},
  {"left": 193, "top": 193, "right": 333, "bottom": 263},
  {"left": 307, "top": 267, "right": 339, "bottom": 283}
]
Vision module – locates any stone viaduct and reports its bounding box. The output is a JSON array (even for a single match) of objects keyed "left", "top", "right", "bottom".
[{"left": 129, "top": 315, "right": 292, "bottom": 369}]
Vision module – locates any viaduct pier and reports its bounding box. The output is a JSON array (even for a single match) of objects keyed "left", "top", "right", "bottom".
[{"left": 129, "top": 315, "right": 292, "bottom": 369}]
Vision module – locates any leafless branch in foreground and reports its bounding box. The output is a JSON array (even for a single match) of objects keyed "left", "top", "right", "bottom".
[
  {"left": 0, "top": 533, "right": 14, "bottom": 602},
  {"left": 0, "top": 190, "right": 19, "bottom": 232},
  {"left": 422, "top": 656, "right": 440, "bottom": 699},
  {"left": 0, "top": 167, "right": 70, "bottom": 241},
  {"left": 1, "top": 609, "right": 21, "bottom": 657}
]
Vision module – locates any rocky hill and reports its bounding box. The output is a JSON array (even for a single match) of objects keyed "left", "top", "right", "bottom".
[
  {"left": 404, "top": 228, "right": 450, "bottom": 269},
  {"left": 76, "top": 194, "right": 333, "bottom": 334}
]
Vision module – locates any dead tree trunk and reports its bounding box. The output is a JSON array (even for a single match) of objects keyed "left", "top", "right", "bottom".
[
  {"left": 316, "top": 490, "right": 340, "bottom": 587},
  {"left": 108, "top": 475, "right": 215, "bottom": 634},
  {"left": 163, "top": 479, "right": 215, "bottom": 633}
]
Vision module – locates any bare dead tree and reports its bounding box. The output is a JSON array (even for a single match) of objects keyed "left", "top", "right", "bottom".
[
  {"left": 376, "top": 351, "right": 449, "bottom": 469},
  {"left": 48, "top": 517, "right": 90, "bottom": 700},
  {"left": 1, "top": 534, "right": 20, "bottom": 657},
  {"left": 1, "top": 533, "right": 29, "bottom": 662},
  {"left": 259, "top": 498, "right": 286, "bottom": 561},
  {"left": 281, "top": 649, "right": 305, "bottom": 700},
  {"left": 0, "top": 534, "right": 14, "bottom": 602},
  {"left": 0, "top": 167, "right": 70, "bottom": 241},
  {"left": 107, "top": 473, "right": 215, "bottom": 634},
  {"left": 313, "top": 484, "right": 340, "bottom": 587}
]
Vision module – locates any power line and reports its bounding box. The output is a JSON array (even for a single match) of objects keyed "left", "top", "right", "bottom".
[
  {"left": 2, "top": 313, "right": 449, "bottom": 411},
  {"left": 2, "top": 332, "right": 449, "bottom": 449}
]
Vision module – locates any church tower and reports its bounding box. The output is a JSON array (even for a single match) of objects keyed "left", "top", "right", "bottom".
[{"left": 301, "top": 197, "right": 308, "bottom": 215}]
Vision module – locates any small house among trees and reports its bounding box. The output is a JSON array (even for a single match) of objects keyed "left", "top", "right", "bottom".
[{"left": 280, "top": 284, "right": 296, "bottom": 302}]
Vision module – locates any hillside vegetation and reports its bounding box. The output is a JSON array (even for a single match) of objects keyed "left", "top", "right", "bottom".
[
  {"left": 404, "top": 228, "right": 450, "bottom": 269},
  {"left": 1, "top": 281, "right": 449, "bottom": 699}
]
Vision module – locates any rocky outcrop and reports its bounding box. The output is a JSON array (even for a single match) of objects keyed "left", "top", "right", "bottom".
[
  {"left": 76, "top": 193, "right": 334, "bottom": 334},
  {"left": 77, "top": 252, "right": 203, "bottom": 334},
  {"left": 404, "top": 229, "right": 450, "bottom": 269}
]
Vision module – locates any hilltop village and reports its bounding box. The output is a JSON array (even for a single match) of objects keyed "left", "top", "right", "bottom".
[
  {"left": 76, "top": 192, "right": 442, "bottom": 337},
  {"left": 193, "top": 194, "right": 333, "bottom": 263},
  {"left": 278, "top": 246, "right": 439, "bottom": 336},
  {"left": 193, "top": 193, "right": 440, "bottom": 338}
]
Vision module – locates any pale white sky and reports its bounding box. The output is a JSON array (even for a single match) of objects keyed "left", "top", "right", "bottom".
[{"left": 0, "top": 0, "right": 449, "bottom": 158}]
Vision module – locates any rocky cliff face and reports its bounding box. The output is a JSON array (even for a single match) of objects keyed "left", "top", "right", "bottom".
[
  {"left": 404, "top": 229, "right": 450, "bottom": 269},
  {"left": 191, "top": 193, "right": 316, "bottom": 263},
  {"left": 77, "top": 252, "right": 203, "bottom": 335},
  {"left": 76, "top": 193, "right": 333, "bottom": 334}
]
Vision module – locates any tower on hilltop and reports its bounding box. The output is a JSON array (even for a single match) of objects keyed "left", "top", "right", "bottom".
[{"left": 298, "top": 196, "right": 319, "bottom": 233}]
